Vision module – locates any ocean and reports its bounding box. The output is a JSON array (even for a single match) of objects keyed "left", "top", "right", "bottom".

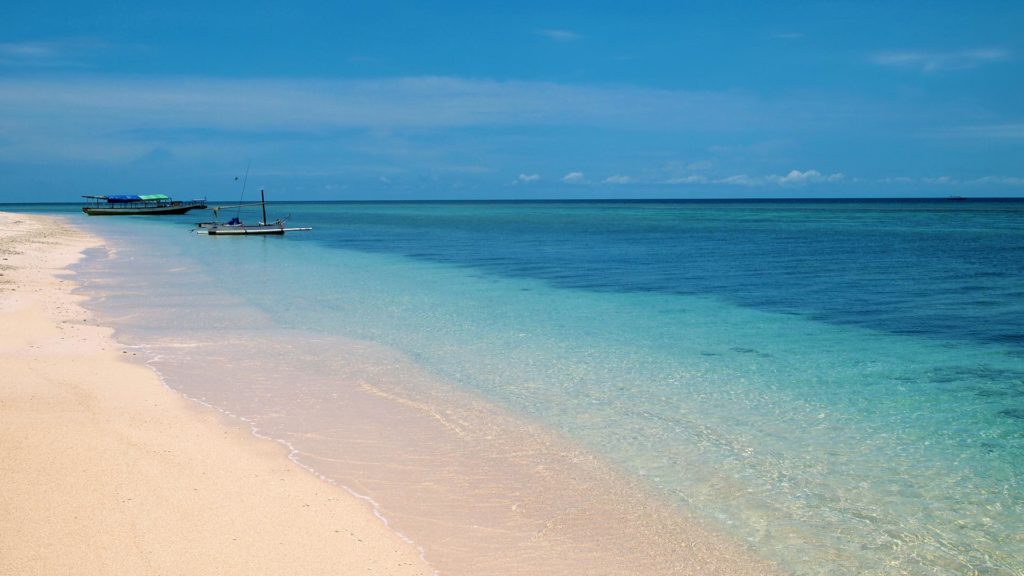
[{"left": 15, "top": 199, "right": 1023, "bottom": 575}]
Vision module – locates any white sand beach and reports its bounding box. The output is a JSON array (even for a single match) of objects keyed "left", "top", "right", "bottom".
[{"left": 0, "top": 212, "right": 434, "bottom": 576}]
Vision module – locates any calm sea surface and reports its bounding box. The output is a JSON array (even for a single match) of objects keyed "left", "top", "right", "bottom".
[{"left": 14, "top": 199, "right": 1023, "bottom": 574}]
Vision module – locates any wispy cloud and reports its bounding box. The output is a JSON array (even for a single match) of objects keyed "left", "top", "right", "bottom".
[
  {"left": 715, "top": 174, "right": 760, "bottom": 187},
  {"left": 1, "top": 74, "right": 812, "bottom": 166},
  {"left": 937, "top": 123, "right": 1024, "bottom": 140},
  {"left": 878, "top": 175, "right": 1024, "bottom": 186},
  {"left": 871, "top": 48, "right": 1009, "bottom": 72},
  {"left": 0, "top": 39, "right": 110, "bottom": 68},
  {"left": 665, "top": 175, "right": 709, "bottom": 184},
  {"left": 0, "top": 41, "right": 69, "bottom": 67},
  {"left": 968, "top": 175, "right": 1024, "bottom": 186},
  {"left": 697, "top": 170, "right": 845, "bottom": 187},
  {"left": 580, "top": 169, "right": 845, "bottom": 187},
  {"left": 537, "top": 29, "right": 582, "bottom": 42},
  {"left": 561, "top": 169, "right": 847, "bottom": 187},
  {"left": 0, "top": 75, "right": 771, "bottom": 135},
  {"left": 0, "top": 74, "right": 1015, "bottom": 195}
]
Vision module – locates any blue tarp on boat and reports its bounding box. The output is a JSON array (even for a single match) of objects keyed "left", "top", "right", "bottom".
[{"left": 104, "top": 194, "right": 170, "bottom": 203}]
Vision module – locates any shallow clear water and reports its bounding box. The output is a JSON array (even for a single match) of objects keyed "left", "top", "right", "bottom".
[{"left": 39, "top": 199, "right": 1024, "bottom": 575}]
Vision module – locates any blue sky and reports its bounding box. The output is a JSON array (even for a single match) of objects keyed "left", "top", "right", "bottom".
[{"left": 1, "top": 0, "right": 1022, "bottom": 201}]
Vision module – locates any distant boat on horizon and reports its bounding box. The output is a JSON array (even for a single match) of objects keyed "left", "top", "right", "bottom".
[{"left": 81, "top": 194, "right": 207, "bottom": 215}]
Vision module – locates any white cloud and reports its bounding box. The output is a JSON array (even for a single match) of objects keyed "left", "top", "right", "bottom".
[
  {"left": 562, "top": 171, "right": 585, "bottom": 183},
  {"left": 876, "top": 175, "right": 1024, "bottom": 187},
  {"left": 665, "top": 175, "right": 709, "bottom": 184},
  {"left": 709, "top": 170, "right": 845, "bottom": 187},
  {"left": 538, "top": 29, "right": 582, "bottom": 42},
  {"left": 968, "top": 176, "right": 1024, "bottom": 186},
  {"left": 769, "top": 169, "right": 845, "bottom": 186},
  {"left": 515, "top": 173, "right": 540, "bottom": 183},
  {"left": 716, "top": 175, "right": 761, "bottom": 186},
  {"left": 603, "top": 175, "right": 633, "bottom": 184},
  {"left": 871, "top": 48, "right": 1009, "bottom": 72},
  {"left": 0, "top": 39, "right": 111, "bottom": 68},
  {"left": 878, "top": 176, "right": 915, "bottom": 184}
]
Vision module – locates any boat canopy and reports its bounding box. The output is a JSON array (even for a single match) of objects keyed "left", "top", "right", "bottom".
[{"left": 99, "top": 194, "right": 170, "bottom": 203}]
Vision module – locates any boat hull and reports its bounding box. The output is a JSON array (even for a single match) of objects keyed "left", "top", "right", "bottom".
[
  {"left": 82, "top": 202, "right": 207, "bottom": 216},
  {"left": 199, "top": 224, "right": 312, "bottom": 235},
  {"left": 207, "top": 225, "right": 285, "bottom": 235}
]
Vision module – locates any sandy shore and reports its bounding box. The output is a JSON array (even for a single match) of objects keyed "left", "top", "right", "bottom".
[{"left": 0, "top": 212, "right": 434, "bottom": 575}]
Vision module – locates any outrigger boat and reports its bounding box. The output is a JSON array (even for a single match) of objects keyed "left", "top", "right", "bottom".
[
  {"left": 82, "top": 194, "right": 207, "bottom": 215},
  {"left": 193, "top": 189, "right": 311, "bottom": 236}
]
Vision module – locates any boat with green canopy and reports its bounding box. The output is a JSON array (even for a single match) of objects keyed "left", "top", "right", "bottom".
[{"left": 81, "top": 194, "right": 207, "bottom": 215}]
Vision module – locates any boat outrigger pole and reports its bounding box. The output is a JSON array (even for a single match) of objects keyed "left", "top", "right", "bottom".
[{"left": 261, "top": 188, "right": 268, "bottom": 225}]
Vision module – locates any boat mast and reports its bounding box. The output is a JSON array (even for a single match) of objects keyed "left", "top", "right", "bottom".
[
  {"left": 261, "top": 188, "right": 268, "bottom": 225},
  {"left": 235, "top": 161, "right": 250, "bottom": 221}
]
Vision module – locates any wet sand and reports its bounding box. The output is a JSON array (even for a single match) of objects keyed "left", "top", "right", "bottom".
[{"left": 0, "top": 212, "right": 433, "bottom": 576}]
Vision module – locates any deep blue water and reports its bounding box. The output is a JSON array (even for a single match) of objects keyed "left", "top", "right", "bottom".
[{"left": 299, "top": 200, "right": 1024, "bottom": 347}]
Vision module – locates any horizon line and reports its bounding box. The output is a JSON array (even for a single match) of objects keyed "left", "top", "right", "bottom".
[{"left": 4, "top": 195, "right": 1023, "bottom": 206}]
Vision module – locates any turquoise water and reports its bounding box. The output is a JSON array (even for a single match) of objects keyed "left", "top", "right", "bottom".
[{"left": 22, "top": 200, "right": 1023, "bottom": 574}]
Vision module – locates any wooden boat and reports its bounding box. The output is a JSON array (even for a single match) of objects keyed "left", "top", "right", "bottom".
[
  {"left": 194, "top": 189, "right": 311, "bottom": 236},
  {"left": 197, "top": 217, "right": 312, "bottom": 235},
  {"left": 82, "top": 194, "right": 207, "bottom": 215}
]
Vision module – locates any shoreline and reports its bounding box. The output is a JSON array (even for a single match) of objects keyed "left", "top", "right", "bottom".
[
  {"left": 5, "top": 209, "right": 781, "bottom": 576},
  {"left": 0, "top": 211, "right": 435, "bottom": 575}
]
